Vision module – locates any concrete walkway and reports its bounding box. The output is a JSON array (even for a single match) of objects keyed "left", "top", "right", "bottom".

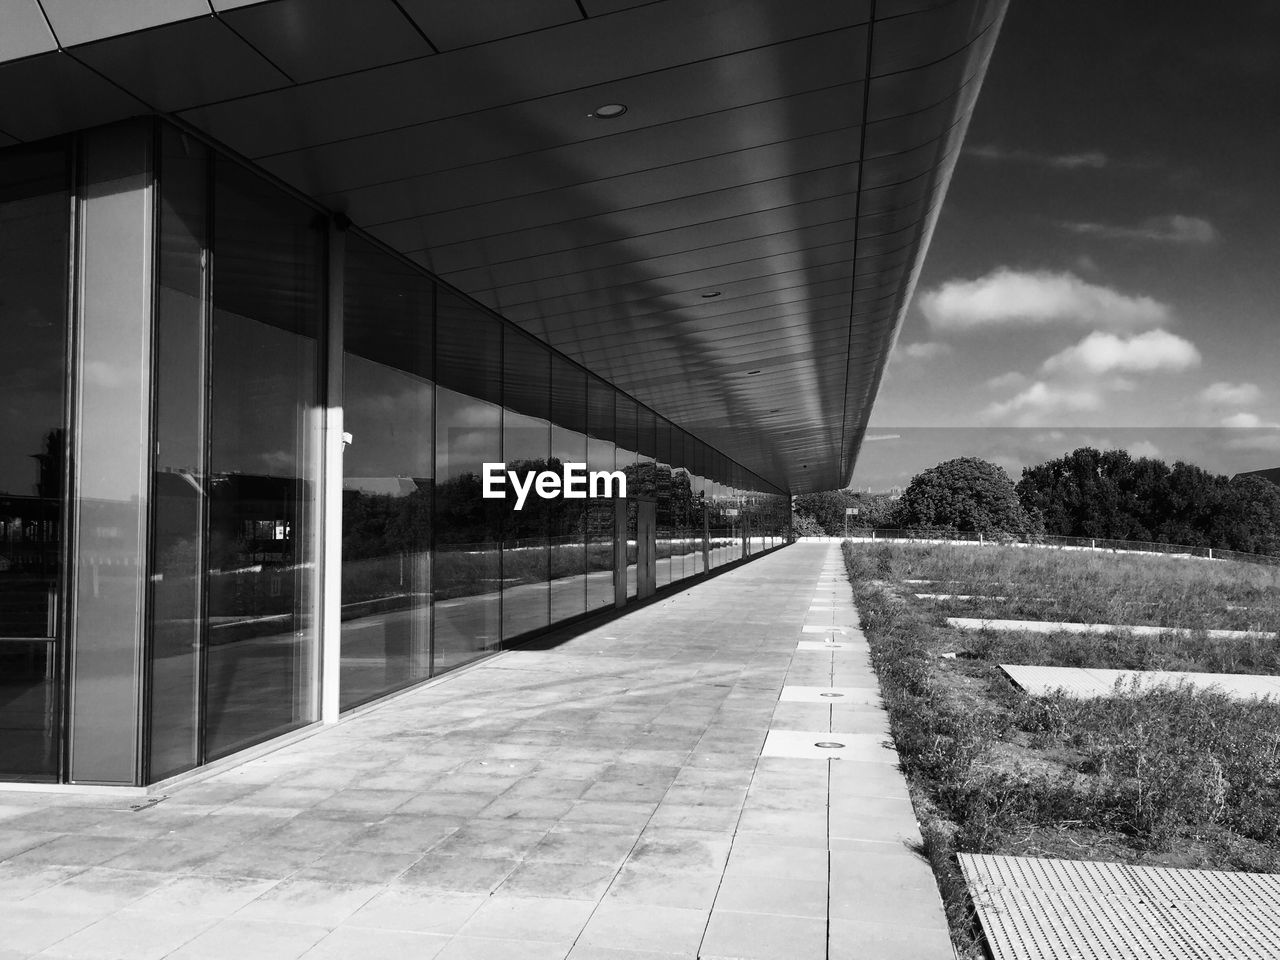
[{"left": 0, "top": 544, "right": 952, "bottom": 959}]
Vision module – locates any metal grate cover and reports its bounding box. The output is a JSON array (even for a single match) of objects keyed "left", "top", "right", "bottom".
[
  {"left": 960, "top": 854, "right": 1280, "bottom": 960},
  {"left": 1000, "top": 664, "right": 1280, "bottom": 700}
]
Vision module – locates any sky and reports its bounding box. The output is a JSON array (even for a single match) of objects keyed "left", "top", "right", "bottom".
[{"left": 855, "top": 2, "right": 1280, "bottom": 490}]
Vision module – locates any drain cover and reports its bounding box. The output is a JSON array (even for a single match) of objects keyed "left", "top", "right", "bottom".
[
  {"left": 819, "top": 692, "right": 844, "bottom": 698},
  {"left": 814, "top": 741, "right": 845, "bottom": 749}
]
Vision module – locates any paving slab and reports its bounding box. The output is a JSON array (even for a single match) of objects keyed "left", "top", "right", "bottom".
[{"left": 2, "top": 543, "right": 951, "bottom": 959}]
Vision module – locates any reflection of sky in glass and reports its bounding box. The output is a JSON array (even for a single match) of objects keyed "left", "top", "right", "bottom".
[
  {"left": 552, "top": 425, "right": 587, "bottom": 463},
  {"left": 209, "top": 310, "right": 317, "bottom": 479},
  {"left": 0, "top": 187, "right": 66, "bottom": 496},
  {"left": 436, "top": 387, "right": 499, "bottom": 479},
  {"left": 504, "top": 409, "right": 548, "bottom": 463},
  {"left": 343, "top": 353, "right": 433, "bottom": 484}
]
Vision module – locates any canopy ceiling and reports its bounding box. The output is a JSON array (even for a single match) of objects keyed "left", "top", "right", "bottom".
[{"left": 0, "top": 0, "right": 1007, "bottom": 492}]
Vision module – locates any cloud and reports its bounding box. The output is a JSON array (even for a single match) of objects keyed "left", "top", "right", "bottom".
[
  {"left": 901, "top": 341, "right": 952, "bottom": 360},
  {"left": 1060, "top": 214, "right": 1218, "bottom": 245},
  {"left": 1225, "top": 432, "right": 1280, "bottom": 454},
  {"left": 920, "top": 268, "right": 1171, "bottom": 332},
  {"left": 1222, "top": 413, "right": 1280, "bottom": 429},
  {"left": 986, "top": 371, "right": 1028, "bottom": 391},
  {"left": 980, "top": 382, "right": 1105, "bottom": 427},
  {"left": 1041, "top": 330, "right": 1201, "bottom": 376},
  {"left": 1126, "top": 440, "right": 1162, "bottom": 459},
  {"left": 966, "top": 144, "right": 1108, "bottom": 170},
  {"left": 1200, "top": 382, "right": 1262, "bottom": 406}
]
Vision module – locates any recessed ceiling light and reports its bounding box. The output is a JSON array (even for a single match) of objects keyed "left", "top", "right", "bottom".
[
  {"left": 746, "top": 369, "right": 762, "bottom": 375},
  {"left": 700, "top": 291, "right": 721, "bottom": 299},
  {"left": 589, "top": 103, "right": 627, "bottom": 119}
]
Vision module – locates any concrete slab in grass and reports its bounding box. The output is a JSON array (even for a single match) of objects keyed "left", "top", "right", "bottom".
[
  {"left": 762, "top": 730, "right": 896, "bottom": 762},
  {"left": 779, "top": 685, "right": 879, "bottom": 704},
  {"left": 796, "top": 639, "right": 854, "bottom": 651},
  {"left": 949, "top": 617, "right": 1275, "bottom": 640}
]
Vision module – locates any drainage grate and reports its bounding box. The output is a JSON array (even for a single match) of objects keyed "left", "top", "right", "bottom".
[{"left": 960, "top": 854, "right": 1280, "bottom": 960}]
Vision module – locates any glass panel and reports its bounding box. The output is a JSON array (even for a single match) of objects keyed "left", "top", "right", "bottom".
[
  {"left": 687, "top": 437, "right": 706, "bottom": 577},
  {"left": 501, "top": 331, "right": 550, "bottom": 640},
  {"left": 615, "top": 396, "right": 638, "bottom": 599},
  {"left": 434, "top": 291, "right": 502, "bottom": 670},
  {"left": 340, "top": 236, "right": 433, "bottom": 711},
  {"left": 655, "top": 418, "right": 673, "bottom": 587},
  {"left": 550, "top": 356, "right": 587, "bottom": 623},
  {"left": 70, "top": 123, "right": 154, "bottom": 785},
  {"left": 148, "top": 126, "right": 208, "bottom": 780},
  {"left": 0, "top": 141, "right": 69, "bottom": 781},
  {"left": 204, "top": 156, "right": 323, "bottom": 760},
  {"left": 585, "top": 377, "right": 615, "bottom": 611}
]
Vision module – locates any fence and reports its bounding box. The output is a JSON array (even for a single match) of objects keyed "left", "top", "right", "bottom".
[{"left": 799, "top": 529, "right": 1280, "bottom": 568}]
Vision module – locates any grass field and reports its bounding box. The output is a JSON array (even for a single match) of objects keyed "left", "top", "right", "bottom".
[{"left": 843, "top": 541, "right": 1280, "bottom": 959}]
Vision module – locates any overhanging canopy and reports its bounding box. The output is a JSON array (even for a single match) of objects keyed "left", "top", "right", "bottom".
[{"left": 0, "top": 0, "right": 1006, "bottom": 492}]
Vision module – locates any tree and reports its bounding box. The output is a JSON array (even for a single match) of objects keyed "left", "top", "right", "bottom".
[
  {"left": 792, "top": 489, "right": 897, "bottom": 535},
  {"left": 896, "top": 457, "right": 1039, "bottom": 536},
  {"left": 1017, "top": 446, "right": 1280, "bottom": 556},
  {"left": 792, "top": 490, "right": 851, "bottom": 535}
]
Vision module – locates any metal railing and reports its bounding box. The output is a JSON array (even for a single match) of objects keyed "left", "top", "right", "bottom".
[{"left": 799, "top": 529, "right": 1280, "bottom": 567}]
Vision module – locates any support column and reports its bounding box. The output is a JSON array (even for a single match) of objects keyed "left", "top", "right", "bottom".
[
  {"left": 614, "top": 497, "right": 627, "bottom": 608},
  {"left": 702, "top": 503, "right": 711, "bottom": 573},
  {"left": 67, "top": 121, "right": 154, "bottom": 785},
  {"left": 321, "top": 220, "right": 345, "bottom": 723}
]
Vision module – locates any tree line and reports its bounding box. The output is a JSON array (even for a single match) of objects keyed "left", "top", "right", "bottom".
[{"left": 793, "top": 447, "right": 1280, "bottom": 557}]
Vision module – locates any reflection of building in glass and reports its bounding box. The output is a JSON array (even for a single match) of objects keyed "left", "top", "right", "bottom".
[{"left": 0, "top": 1, "right": 1005, "bottom": 786}]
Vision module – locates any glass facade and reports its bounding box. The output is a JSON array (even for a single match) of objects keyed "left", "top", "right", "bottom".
[
  {"left": 340, "top": 235, "right": 434, "bottom": 712},
  {"left": 0, "top": 141, "right": 70, "bottom": 782},
  {"left": 0, "top": 118, "right": 791, "bottom": 787}
]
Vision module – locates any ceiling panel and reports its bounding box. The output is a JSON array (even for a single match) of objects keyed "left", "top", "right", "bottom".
[
  {"left": 73, "top": 16, "right": 291, "bottom": 112},
  {"left": 38, "top": 0, "right": 207, "bottom": 47},
  {"left": 399, "top": 0, "right": 582, "bottom": 51},
  {"left": 259, "top": 29, "right": 868, "bottom": 194},
  {"left": 221, "top": 0, "right": 434, "bottom": 82},
  {"left": 0, "top": 0, "right": 57, "bottom": 64},
  {"left": 179, "top": 0, "right": 872, "bottom": 159},
  {"left": 317, "top": 86, "right": 865, "bottom": 221},
  {"left": 0, "top": 52, "right": 144, "bottom": 141}
]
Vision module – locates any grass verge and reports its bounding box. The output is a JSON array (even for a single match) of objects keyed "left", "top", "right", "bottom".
[{"left": 843, "top": 541, "right": 1280, "bottom": 959}]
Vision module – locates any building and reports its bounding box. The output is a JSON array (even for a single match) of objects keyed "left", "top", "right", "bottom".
[{"left": 0, "top": 0, "right": 1006, "bottom": 787}]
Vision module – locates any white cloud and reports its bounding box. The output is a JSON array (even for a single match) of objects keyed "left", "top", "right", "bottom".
[
  {"left": 1222, "top": 412, "right": 1280, "bottom": 429},
  {"left": 901, "top": 341, "right": 952, "bottom": 360},
  {"left": 1127, "top": 440, "right": 1162, "bottom": 459},
  {"left": 1225, "top": 432, "right": 1280, "bottom": 454},
  {"left": 1201, "top": 381, "right": 1262, "bottom": 406},
  {"left": 1041, "top": 330, "right": 1201, "bottom": 376},
  {"left": 920, "top": 268, "right": 1171, "bottom": 332},
  {"left": 966, "top": 145, "right": 1108, "bottom": 170},
  {"left": 1061, "top": 214, "right": 1218, "bottom": 245},
  {"left": 981, "top": 382, "right": 1105, "bottom": 427},
  {"left": 986, "top": 371, "right": 1028, "bottom": 391}
]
